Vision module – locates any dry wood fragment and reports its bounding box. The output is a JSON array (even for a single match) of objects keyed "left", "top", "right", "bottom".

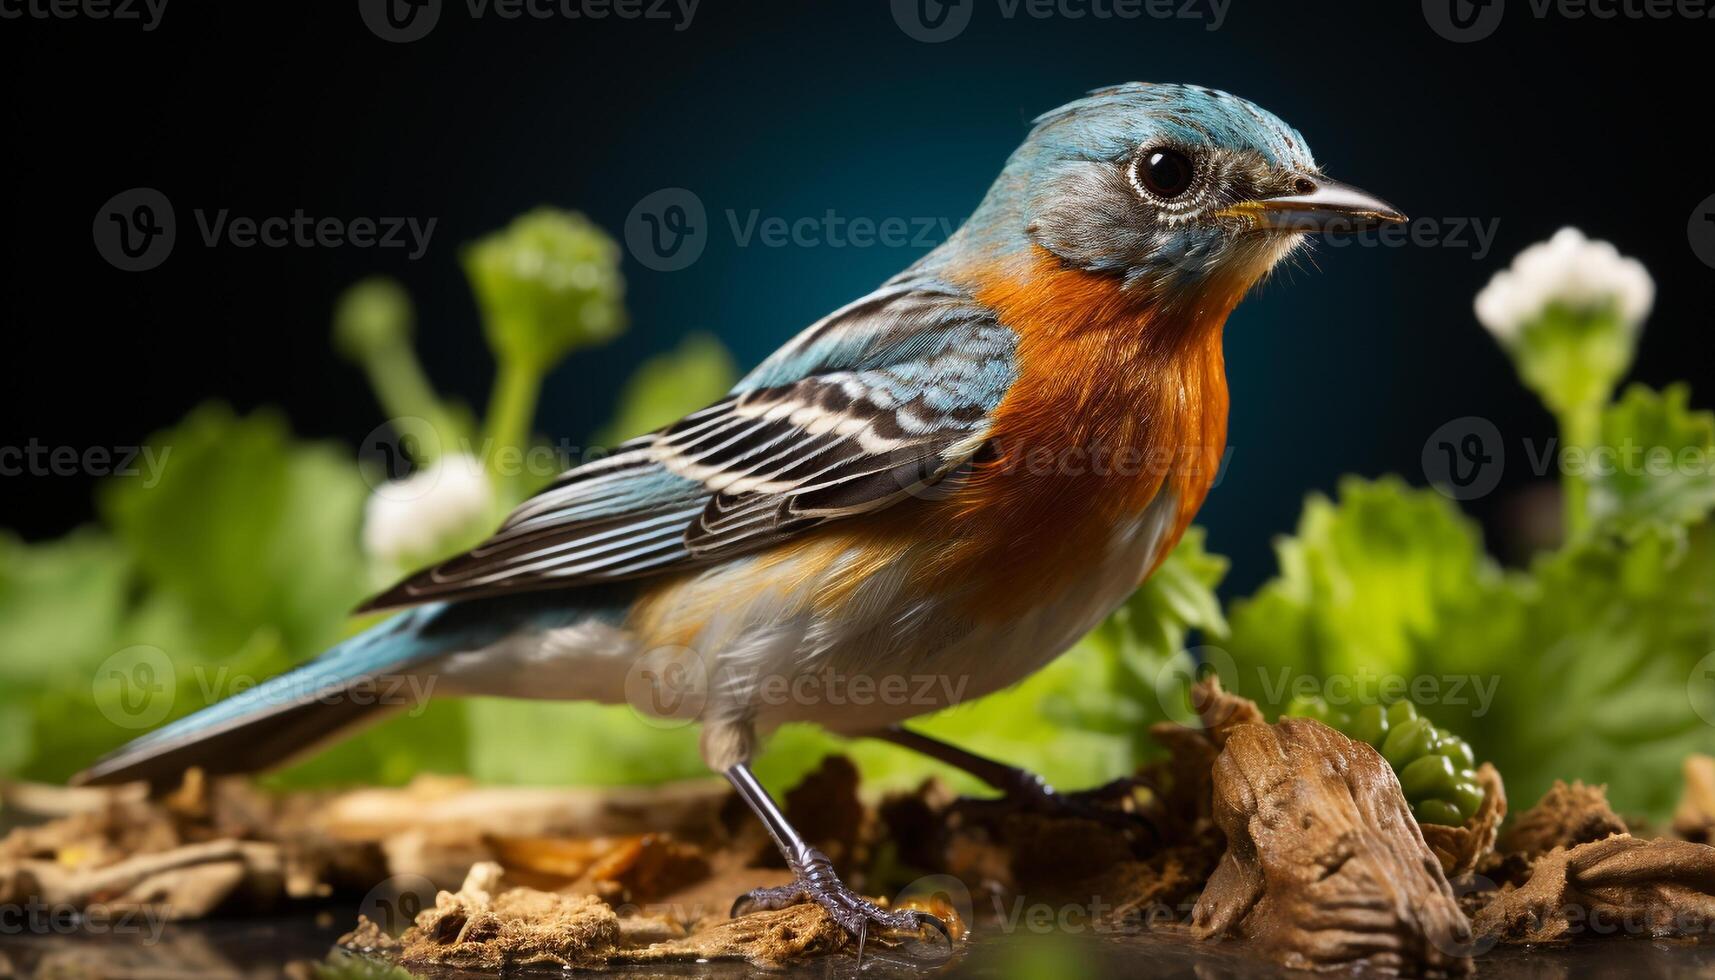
[
  {"left": 1190, "top": 718, "right": 1474, "bottom": 975},
  {"left": 1673, "top": 755, "right": 1715, "bottom": 844},
  {"left": 1500, "top": 780, "right": 1628, "bottom": 860},
  {"left": 1472, "top": 834, "right": 1715, "bottom": 943}
]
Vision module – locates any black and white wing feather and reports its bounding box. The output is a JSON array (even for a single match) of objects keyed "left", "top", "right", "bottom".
[{"left": 358, "top": 276, "right": 1017, "bottom": 611}]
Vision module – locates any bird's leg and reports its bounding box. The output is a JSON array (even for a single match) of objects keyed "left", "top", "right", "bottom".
[
  {"left": 872, "top": 726, "right": 1153, "bottom": 828},
  {"left": 725, "top": 763, "right": 951, "bottom": 958}
]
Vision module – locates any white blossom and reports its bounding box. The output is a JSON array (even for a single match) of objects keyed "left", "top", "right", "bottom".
[
  {"left": 1474, "top": 227, "right": 1654, "bottom": 341},
  {"left": 363, "top": 453, "right": 493, "bottom": 565}
]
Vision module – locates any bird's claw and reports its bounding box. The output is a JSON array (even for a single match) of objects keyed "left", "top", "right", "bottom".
[{"left": 730, "top": 850, "right": 957, "bottom": 963}]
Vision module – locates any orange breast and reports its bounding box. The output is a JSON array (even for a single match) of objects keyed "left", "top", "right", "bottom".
[
  {"left": 640, "top": 249, "right": 1247, "bottom": 636},
  {"left": 911, "top": 250, "right": 1237, "bottom": 618}
]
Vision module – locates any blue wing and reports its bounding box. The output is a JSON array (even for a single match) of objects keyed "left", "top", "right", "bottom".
[{"left": 359, "top": 273, "right": 1017, "bottom": 611}]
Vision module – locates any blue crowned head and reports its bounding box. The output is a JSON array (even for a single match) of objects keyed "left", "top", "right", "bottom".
[{"left": 949, "top": 82, "right": 1403, "bottom": 303}]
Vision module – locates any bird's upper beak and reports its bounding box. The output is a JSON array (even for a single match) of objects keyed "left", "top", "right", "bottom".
[{"left": 1218, "top": 176, "right": 1407, "bottom": 234}]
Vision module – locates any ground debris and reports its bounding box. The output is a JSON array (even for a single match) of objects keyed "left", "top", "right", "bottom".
[
  {"left": 1499, "top": 780, "right": 1629, "bottom": 861},
  {"left": 1471, "top": 833, "right": 1715, "bottom": 943},
  {"left": 341, "top": 860, "right": 851, "bottom": 970},
  {"left": 0, "top": 771, "right": 381, "bottom": 919},
  {"left": 0, "top": 769, "right": 733, "bottom": 924},
  {"left": 13, "top": 688, "right": 1715, "bottom": 976},
  {"left": 1674, "top": 755, "right": 1715, "bottom": 844}
]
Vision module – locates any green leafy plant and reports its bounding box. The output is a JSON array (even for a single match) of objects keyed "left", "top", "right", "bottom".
[{"left": 1215, "top": 230, "right": 1714, "bottom": 821}]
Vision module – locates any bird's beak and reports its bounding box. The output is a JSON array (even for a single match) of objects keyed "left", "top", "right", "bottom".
[{"left": 1218, "top": 176, "right": 1407, "bottom": 234}]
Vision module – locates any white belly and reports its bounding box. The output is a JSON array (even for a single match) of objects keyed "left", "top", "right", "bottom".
[{"left": 435, "top": 492, "right": 1178, "bottom": 737}]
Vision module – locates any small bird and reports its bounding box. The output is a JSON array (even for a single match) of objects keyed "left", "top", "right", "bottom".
[{"left": 79, "top": 83, "right": 1403, "bottom": 948}]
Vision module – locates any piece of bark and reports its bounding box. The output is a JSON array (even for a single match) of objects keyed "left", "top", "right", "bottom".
[
  {"left": 1673, "top": 755, "right": 1715, "bottom": 844},
  {"left": 315, "top": 777, "right": 732, "bottom": 844},
  {"left": 100, "top": 859, "right": 253, "bottom": 920},
  {"left": 491, "top": 832, "right": 712, "bottom": 905},
  {"left": 1500, "top": 781, "right": 1628, "bottom": 860},
  {"left": 0, "top": 780, "right": 149, "bottom": 816},
  {"left": 618, "top": 903, "right": 849, "bottom": 967},
  {"left": 1419, "top": 763, "right": 1507, "bottom": 878},
  {"left": 1472, "top": 834, "right": 1715, "bottom": 943},
  {"left": 1, "top": 838, "right": 279, "bottom": 909},
  {"left": 1191, "top": 718, "right": 1474, "bottom": 975}
]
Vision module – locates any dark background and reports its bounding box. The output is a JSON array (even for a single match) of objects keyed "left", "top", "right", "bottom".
[{"left": 4, "top": 0, "right": 1710, "bottom": 594}]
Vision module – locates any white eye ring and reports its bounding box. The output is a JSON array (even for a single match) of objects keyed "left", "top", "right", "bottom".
[{"left": 1127, "top": 146, "right": 1212, "bottom": 214}]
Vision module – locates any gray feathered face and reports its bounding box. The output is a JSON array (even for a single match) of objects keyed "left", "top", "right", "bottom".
[{"left": 999, "top": 84, "right": 1402, "bottom": 296}]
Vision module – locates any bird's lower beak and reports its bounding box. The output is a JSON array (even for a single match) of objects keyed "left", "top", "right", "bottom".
[{"left": 1218, "top": 176, "right": 1407, "bottom": 234}]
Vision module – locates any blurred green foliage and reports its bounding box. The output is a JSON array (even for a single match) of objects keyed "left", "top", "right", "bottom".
[
  {"left": 0, "top": 212, "right": 1709, "bottom": 826},
  {"left": 1219, "top": 349, "right": 1715, "bottom": 817}
]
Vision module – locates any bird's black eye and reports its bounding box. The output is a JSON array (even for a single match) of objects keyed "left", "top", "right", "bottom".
[{"left": 1134, "top": 148, "right": 1195, "bottom": 199}]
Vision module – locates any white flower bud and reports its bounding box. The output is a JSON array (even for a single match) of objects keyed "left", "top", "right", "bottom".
[
  {"left": 363, "top": 453, "right": 494, "bottom": 566},
  {"left": 1473, "top": 227, "right": 1654, "bottom": 341}
]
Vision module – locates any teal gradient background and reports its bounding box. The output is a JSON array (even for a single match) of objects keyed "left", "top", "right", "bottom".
[{"left": 4, "top": 0, "right": 1709, "bottom": 593}]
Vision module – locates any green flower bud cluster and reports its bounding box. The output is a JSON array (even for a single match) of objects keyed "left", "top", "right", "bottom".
[
  {"left": 1282, "top": 696, "right": 1484, "bottom": 826},
  {"left": 462, "top": 207, "right": 626, "bottom": 371}
]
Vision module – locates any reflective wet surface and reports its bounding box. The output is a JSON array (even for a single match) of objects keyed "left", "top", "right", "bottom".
[{"left": 4, "top": 910, "right": 1715, "bottom": 979}]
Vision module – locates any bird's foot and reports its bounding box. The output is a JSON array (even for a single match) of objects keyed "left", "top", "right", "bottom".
[
  {"left": 957, "top": 771, "right": 1159, "bottom": 837},
  {"left": 731, "top": 848, "right": 953, "bottom": 963}
]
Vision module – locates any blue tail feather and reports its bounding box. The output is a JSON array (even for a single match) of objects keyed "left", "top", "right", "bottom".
[{"left": 76, "top": 587, "right": 635, "bottom": 789}]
